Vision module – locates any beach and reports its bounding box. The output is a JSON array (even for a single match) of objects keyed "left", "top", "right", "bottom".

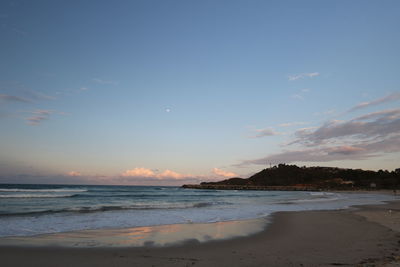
[{"left": 1, "top": 200, "right": 399, "bottom": 267}]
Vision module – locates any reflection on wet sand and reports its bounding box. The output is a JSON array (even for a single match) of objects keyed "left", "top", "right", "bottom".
[{"left": 0, "top": 218, "right": 267, "bottom": 247}]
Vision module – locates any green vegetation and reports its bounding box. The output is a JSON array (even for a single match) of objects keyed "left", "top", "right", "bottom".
[{"left": 200, "top": 164, "right": 400, "bottom": 190}]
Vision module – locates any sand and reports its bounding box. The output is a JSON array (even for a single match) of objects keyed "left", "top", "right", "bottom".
[{"left": 1, "top": 201, "right": 400, "bottom": 267}]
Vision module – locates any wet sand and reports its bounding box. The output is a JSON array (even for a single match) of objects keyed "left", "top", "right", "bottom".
[
  {"left": 1, "top": 201, "right": 400, "bottom": 267},
  {"left": 0, "top": 218, "right": 267, "bottom": 247}
]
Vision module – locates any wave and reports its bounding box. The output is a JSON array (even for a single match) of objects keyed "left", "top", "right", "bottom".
[
  {"left": 70, "top": 193, "right": 174, "bottom": 198},
  {"left": 0, "top": 188, "right": 87, "bottom": 193},
  {"left": 309, "top": 192, "right": 335, "bottom": 196},
  {"left": 277, "top": 197, "right": 340, "bottom": 205},
  {"left": 0, "top": 202, "right": 217, "bottom": 217},
  {"left": 0, "top": 194, "right": 77, "bottom": 198}
]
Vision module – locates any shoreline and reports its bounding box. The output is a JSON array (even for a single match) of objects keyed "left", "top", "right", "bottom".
[
  {"left": 1, "top": 200, "right": 400, "bottom": 266},
  {"left": 1, "top": 191, "right": 397, "bottom": 248},
  {"left": 0, "top": 217, "right": 268, "bottom": 248}
]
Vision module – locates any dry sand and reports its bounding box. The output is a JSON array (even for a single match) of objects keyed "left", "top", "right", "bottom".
[{"left": 1, "top": 201, "right": 400, "bottom": 267}]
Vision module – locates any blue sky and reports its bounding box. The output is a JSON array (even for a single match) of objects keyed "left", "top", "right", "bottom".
[{"left": 1, "top": 0, "right": 399, "bottom": 185}]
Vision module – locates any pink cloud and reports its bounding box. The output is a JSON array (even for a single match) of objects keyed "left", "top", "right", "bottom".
[
  {"left": 121, "top": 168, "right": 193, "bottom": 180},
  {"left": 349, "top": 92, "right": 400, "bottom": 112},
  {"left": 121, "top": 167, "right": 155, "bottom": 177},
  {"left": 212, "top": 168, "right": 237, "bottom": 178},
  {"left": 327, "top": 145, "right": 366, "bottom": 155},
  {"left": 67, "top": 171, "right": 81, "bottom": 177},
  {"left": 158, "top": 169, "right": 189, "bottom": 179},
  {"left": 25, "top": 109, "right": 66, "bottom": 125}
]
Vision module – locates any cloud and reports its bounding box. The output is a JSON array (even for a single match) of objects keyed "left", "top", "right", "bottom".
[
  {"left": 278, "top": 122, "right": 307, "bottom": 127},
  {"left": 26, "top": 115, "right": 48, "bottom": 125},
  {"left": 11, "top": 27, "right": 27, "bottom": 36},
  {"left": 0, "top": 172, "right": 202, "bottom": 186},
  {"left": 0, "top": 94, "right": 31, "bottom": 103},
  {"left": 120, "top": 167, "right": 241, "bottom": 183},
  {"left": 121, "top": 167, "right": 155, "bottom": 177},
  {"left": 212, "top": 168, "right": 237, "bottom": 178},
  {"left": 294, "top": 108, "right": 400, "bottom": 145},
  {"left": 0, "top": 89, "right": 55, "bottom": 105},
  {"left": 25, "top": 90, "right": 56, "bottom": 101},
  {"left": 327, "top": 145, "right": 366, "bottom": 155},
  {"left": 349, "top": 92, "right": 400, "bottom": 112},
  {"left": 252, "top": 128, "right": 281, "bottom": 138},
  {"left": 239, "top": 135, "right": 400, "bottom": 166},
  {"left": 25, "top": 109, "right": 64, "bottom": 125},
  {"left": 291, "top": 94, "right": 304, "bottom": 100},
  {"left": 238, "top": 108, "right": 400, "bottom": 166},
  {"left": 237, "top": 145, "right": 370, "bottom": 166},
  {"left": 157, "top": 169, "right": 188, "bottom": 179},
  {"left": 288, "top": 72, "right": 319, "bottom": 81},
  {"left": 238, "top": 133, "right": 400, "bottom": 166},
  {"left": 121, "top": 167, "right": 193, "bottom": 180},
  {"left": 33, "top": 110, "right": 53, "bottom": 116},
  {"left": 0, "top": 168, "right": 233, "bottom": 186},
  {"left": 92, "top": 78, "right": 118, "bottom": 85},
  {"left": 291, "top": 88, "right": 311, "bottom": 100},
  {"left": 67, "top": 171, "right": 81, "bottom": 177}
]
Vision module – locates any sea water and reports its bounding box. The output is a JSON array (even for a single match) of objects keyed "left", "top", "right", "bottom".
[{"left": 0, "top": 184, "right": 395, "bottom": 237}]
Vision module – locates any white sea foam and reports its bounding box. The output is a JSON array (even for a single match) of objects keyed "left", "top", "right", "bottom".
[
  {"left": 309, "top": 192, "right": 335, "bottom": 196},
  {"left": 288, "top": 197, "right": 341, "bottom": 203},
  {"left": 0, "top": 194, "right": 76, "bottom": 198},
  {"left": 0, "top": 189, "right": 87, "bottom": 192},
  {"left": 0, "top": 188, "right": 396, "bottom": 238}
]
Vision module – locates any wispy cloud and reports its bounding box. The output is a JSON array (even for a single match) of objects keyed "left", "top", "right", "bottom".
[
  {"left": 11, "top": 27, "right": 27, "bottom": 36},
  {"left": 237, "top": 133, "right": 400, "bottom": 166},
  {"left": 27, "top": 116, "right": 48, "bottom": 125},
  {"left": 1, "top": 21, "right": 27, "bottom": 36},
  {"left": 278, "top": 122, "right": 307, "bottom": 127},
  {"left": 291, "top": 88, "right": 311, "bottom": 100},
  {"left": 349, "top": 92, "right": 400, "bottom": 112},
  {"left": 92, "top": 78, "right": 118, "bottom": 85},
  {"left": 238, "top": 107, "right": 400, "bottom": 166},
  {"left": 251, "top": 128, "right": 282, "bottom": 138},
  {"left": 26, "top": 90, "right": 56, "bottom": 101},
  {"left": 25, "top": 109, "right": 64, "bottom": 126},
  {"left": 0, "top": 94, "right": 31, "bottom": 103},
  {"left": 291, "top": 94, "right": 304, "bottom": 100},
  {"left": 313, "top": 109, "right": 337, "bottom": 117},
  {"left": 294, "top": 108, "right": 400, "bottom": 145},
  {"left": 0, "top": 89, "right": 55, "bottom": 105},
  {"left": 212, "top": 168, "right": 237, "bottom": 178},
  {"left": 288, "top": 72, "right": 319, "bottom": 81}
]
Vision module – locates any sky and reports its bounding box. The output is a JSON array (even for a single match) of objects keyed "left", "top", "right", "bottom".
[{"left": 0, "top": 0, "right": 400, "bottom": 185}]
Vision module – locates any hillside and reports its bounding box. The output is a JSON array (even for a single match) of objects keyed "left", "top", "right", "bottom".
[{"left": 184, "top": 164, "right": 400, "bottom": 190}]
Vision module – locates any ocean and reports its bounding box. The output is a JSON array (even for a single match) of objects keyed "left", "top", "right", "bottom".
[{"left": 0, "top": 184, "right": 395, "bottom": 238}]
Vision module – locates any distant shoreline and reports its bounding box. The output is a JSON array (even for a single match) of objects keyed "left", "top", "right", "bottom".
[
  {"left": 182, "top": 183, "right": 399, "bottom": 193},
  {"left": 185, "top": 164, "right": 400, "bottom": 191}
]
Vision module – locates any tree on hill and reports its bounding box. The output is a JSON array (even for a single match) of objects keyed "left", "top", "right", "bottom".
[{"left": 201, "top": 164, "right": 400, "bottom": 189}]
